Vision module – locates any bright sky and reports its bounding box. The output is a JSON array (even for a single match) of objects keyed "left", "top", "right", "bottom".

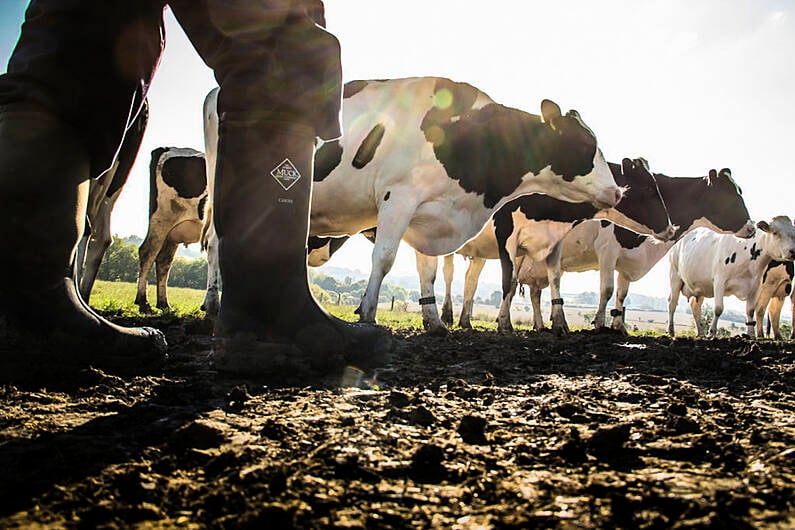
[{"left": 2, "top": 1, "right": 794, "bottom": 313}]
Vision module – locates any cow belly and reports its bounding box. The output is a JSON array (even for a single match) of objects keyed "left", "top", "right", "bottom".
[
  {"left": 404, "top": 207, "right": 484, "bottom": 256},
  {"left": 310, "top": 179, "right": 378, "bottom": 236},
  {"left": 167, "top": 220, "right": 203, "bottom": 245}
]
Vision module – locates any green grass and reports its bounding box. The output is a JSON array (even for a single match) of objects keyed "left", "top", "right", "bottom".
[
  {"left": 88, "top": 280, "right": 511, "bottom": 330},
  {"left": 89, "top": 280, "right": 675, "bottom": 336},
  {"left": 89, "top": 280, "right": 206, "bottom": 317}
]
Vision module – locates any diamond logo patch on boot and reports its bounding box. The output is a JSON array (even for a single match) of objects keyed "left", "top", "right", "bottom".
[{"left": 271, "top": 158, "right": 302, "bottom": 191}]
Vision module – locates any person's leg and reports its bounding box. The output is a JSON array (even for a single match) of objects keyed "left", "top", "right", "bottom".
[
  {"left": 169, "top": 1, "right": 391, "bottom": 371},
  {"left": 0, "top": 107, "right": 166, "bottom": 381}
]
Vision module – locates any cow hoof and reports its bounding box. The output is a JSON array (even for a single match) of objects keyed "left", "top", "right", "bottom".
[
  {"left": 425, "top": 325, "right": 449, "bottom": 337},
  {"left": 552, "top": 326, "right": 569, "bottom": 337},
  {"left": 136, "top": 302, "right": 153, "bottom": 314}
]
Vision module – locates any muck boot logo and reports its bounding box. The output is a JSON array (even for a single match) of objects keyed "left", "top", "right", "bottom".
[{"left": 271, "top": 158, "right": 302, "bottom": 191}]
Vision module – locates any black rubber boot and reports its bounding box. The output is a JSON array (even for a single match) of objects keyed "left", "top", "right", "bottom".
[
  {"left": 211, "top": 116, "right": 392, "bottom": 376},
  {"left": 0, "top": 107, "right": 167, "bottom": 383}
]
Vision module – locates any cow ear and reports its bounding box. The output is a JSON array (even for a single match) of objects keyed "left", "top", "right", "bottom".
[
  {"left": 707, "top": 168, "right": 717, "bottom": 185},
  {"left": 621, "top": 158, "right": 634, "bottom": 174},
  {"left": 757, "top": 220, "right": 771, "bottom": 233},
  {"left": 719, "top": 168, "right": 732, "bottom": 178},
  {"left": 636, "top": 157, "right": 650, "bottom": 172},
  {"left": 541, "top": 99, "right": 562, "bottom": 124}
]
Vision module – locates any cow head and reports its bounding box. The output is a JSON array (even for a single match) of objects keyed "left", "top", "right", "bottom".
[
  {"left": 598, "top": 157, "right": 676, "bottom": 241},
  {"left": 704, "top": 168, "right": 755, "bottom": 238},
  {"left": 757, "top": 216, "right": 795, "bottom": 262},
  {"left": 540, "top": 100, "right": 623, "bottom": 209}
]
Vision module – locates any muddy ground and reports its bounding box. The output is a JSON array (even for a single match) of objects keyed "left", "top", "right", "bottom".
[{"left": 1, "top": 314, "right": 794, "bottom": 529}]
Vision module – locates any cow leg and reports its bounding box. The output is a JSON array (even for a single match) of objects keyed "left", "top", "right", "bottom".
[
  {"left": 791, "top": 293, "right": 795, "bottom": 340},
  {"left": 136, "top": 228, "right": 167, "bottom": 314},
  {"left": 497, "top": 234, "right": 520, "bottom": 333},
  {"left": 529, "top": 284, "right": 545, "bottom": 331},
  {"left": 743, "top": 286, "right": 758, "bottom": 339},
  {"left": 460, "top": 257, "right": 486, "bottom": 329},
  {"left": 668, "top": 274, "right": 684, "bottom": 337},
  {"left": 755, "top": 290, "right": 773, "bottom": 339},
  {"left": 415, "top": 251, "right": 447, "bottom": 335},
  {"left": 710, "top": 286, "right": 725, "bottom": 338},
  {"left": 440, "top": 254, "right": 455, "bottom": 327},
  {"left": 155, "top": 240, "right": 179, "bottom": 311},
  {"left": 690, "top": 296, "right": 705, "bottom": 337},
  {"left": 767, "top": 296, "right": 784, "bottom": 340},
  {"left": 357, "top": 200, "right": 415, "bottom": 323},
  {"left": 611, "top": 273, "right": 631, "bottom": 333},
  {"left": 201, "top": 226, "right": 221, "bottom": 317},
  {"left": 544, "top": 243, "right": 569, "bottom": 336},
  {"left": 0, "top": 108, "right": 165, "bottom": 380}
]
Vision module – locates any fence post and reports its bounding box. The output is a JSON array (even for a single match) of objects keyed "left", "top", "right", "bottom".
[
  {"left": 337, "top": 292, "right": 341, "bottom": 305},
  {"left": 391, "top": 296, "right": 395, "bottom": 311}
]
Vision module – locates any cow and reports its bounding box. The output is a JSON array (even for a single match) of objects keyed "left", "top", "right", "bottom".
[
  {"left": 134, "top": 147, "right": 208, "bottom": 313},
  {"left": 437, "top": 157, "right": 675, "bottom": 333},
  {"left": 668, "top": 216, "right": 795, "bottom": 339},
  {"left": 76, "top": 102, "right": 148, "bottom": 302},
  {"left": 201, "top": 77, "right": 624, "bottom": 324},
  {"left": 516, "top": 168, "right": 755, "bottom": 334},
  {"left": 754, "top": 260, "right": 794, "bottom": 340}
]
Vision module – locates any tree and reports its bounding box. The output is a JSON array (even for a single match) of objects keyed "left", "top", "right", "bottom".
[
  {"left": 488, "top": 290, "right": 502, "bottom": 308},
  {"left": 167, "top": 256, "right": 208, "bottom": 289},
  {"left": 96, "top": 236, "right": 139, "bottom": 283}
]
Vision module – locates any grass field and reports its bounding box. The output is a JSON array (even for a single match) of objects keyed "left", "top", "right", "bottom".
[
  {"left": 87, "top": 280, "right": 507, "bottom": 331},
  {"left": 88, "top": 280, "right": 711, "bottom": 336}
]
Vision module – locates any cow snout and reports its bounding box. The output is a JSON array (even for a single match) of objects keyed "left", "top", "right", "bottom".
[
  {"left": 593, "top": 186, "right": 623, "bottom": 209},
  {"left": 655, "top": 223, "right": 679, "bottom": 242},
  {"left": 734, "top": 221, "right": 756, "bottom": 239}
]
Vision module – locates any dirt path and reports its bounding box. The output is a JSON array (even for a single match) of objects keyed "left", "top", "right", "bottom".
[{"left": 1, "top": 316, "right": 793, "bottom": 528}]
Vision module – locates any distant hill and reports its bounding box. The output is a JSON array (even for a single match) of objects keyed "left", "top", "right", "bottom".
[{"left": 316, "top": 264, "right": 502, "bottom": 301}]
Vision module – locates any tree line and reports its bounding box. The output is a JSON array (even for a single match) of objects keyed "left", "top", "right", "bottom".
[{"left": 97, "top": 236, "right": 419, "bottom": 305}]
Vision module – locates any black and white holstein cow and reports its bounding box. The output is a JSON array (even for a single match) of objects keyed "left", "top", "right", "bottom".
[
  {"left": 438, "top": 157, "right": 675, "bottom": 333},
  {"left": 754, "top": 260, "right": 794, "bottom": 340},
  {"left": 76, "top": 102, "right": 148, "bottom": 301},
  {"left": 134, "top": 147, "right": 208, "bottom": 313},
  {"left": 202, "top": 77, "right": 624, "bottom": 323},
  {"left": 668, "top": 216, "right": 795, "bottom": 339},
  {"left": 516, "top": 168, "right": 755, "bottom": 334}
]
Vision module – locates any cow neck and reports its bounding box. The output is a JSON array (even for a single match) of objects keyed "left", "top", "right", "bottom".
[
  {"left": 654, "top": 174, "right": 714, "bottom": 240},
  {"left": 746, "top": 230, "right": 776, "bottom": 276}
]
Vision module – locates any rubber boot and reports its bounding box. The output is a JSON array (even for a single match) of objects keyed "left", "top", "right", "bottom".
[
  {"left": 211, "top": 116, "right": 392, "bottom": 376},
  {"left": 0, "top": 107, "right": 167, "bottom": 383}
]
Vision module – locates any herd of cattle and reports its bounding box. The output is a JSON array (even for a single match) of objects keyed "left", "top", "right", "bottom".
[{"left": 78, "top": 77, "right": 795, "bottom": 341}]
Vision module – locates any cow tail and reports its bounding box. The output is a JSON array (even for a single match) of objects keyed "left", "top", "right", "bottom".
[
  {"left": 200, "top": 204, "right": 213, "bottom": 252},
  {"left": 148, "top": 147, "right": 168, "bottom": 217}
]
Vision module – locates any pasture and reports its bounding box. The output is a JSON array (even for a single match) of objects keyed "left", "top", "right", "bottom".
[{"left": 1, "top": 281, "right": 794, "bottom": 528}]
